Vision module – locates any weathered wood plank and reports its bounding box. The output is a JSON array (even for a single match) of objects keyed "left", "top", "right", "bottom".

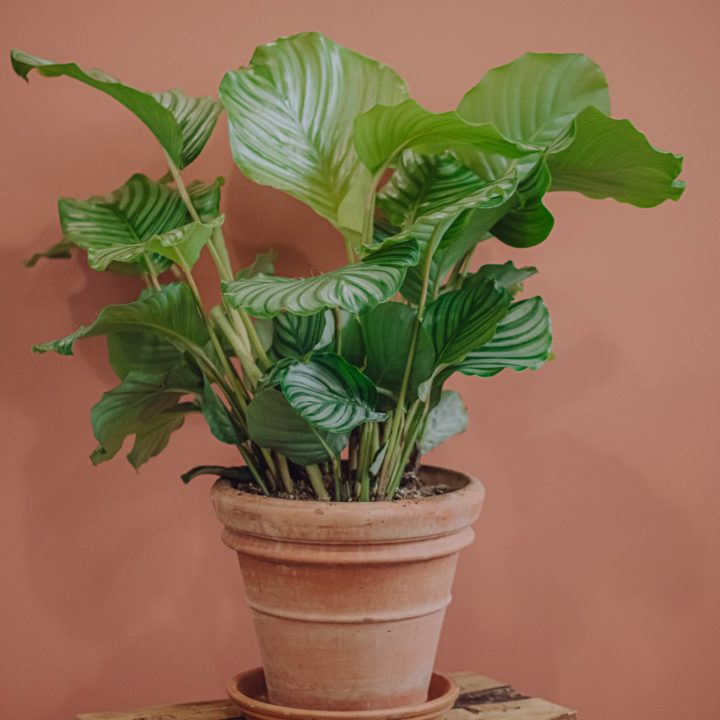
[{"left": 76, "top": 672, "right": 576, "bottom": 720}]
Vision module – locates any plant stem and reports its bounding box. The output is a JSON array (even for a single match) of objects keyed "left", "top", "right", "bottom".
[
  {"left": 143, "top": 254, "right": 162, "bottom": 290},
  {"left": 276, "top": 454, "right": 295, "bottom": 494},
  {"left": 238, "top": 445, "right": 270, "bottom": 495},
  {"left": 306, "top": 464, "right": 330, "bottom": 500}
]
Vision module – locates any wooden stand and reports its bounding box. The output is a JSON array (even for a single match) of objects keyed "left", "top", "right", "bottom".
[{"left": 77, "top": 671, "right": 576, "bottom": 720}]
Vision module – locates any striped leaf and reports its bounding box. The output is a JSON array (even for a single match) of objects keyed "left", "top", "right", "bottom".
[
  {"left": 59, "top": 174, "right": 221, "bottom": 273},
  {"left": 282, "top": 353, "right": 386, "bottom": 433},
  {"left": 153, "top": 89, "right": 222, "bottom": 168},
  {"left": 247, "top": 388, "right": 348, "bottom": 466},
  {"left": 222, "top": 238, "right": 419, "bottom": 318},
  {"left": 220, "top": 32, "right": 408, "bottom": 241},
  {"left": 548, "top": 107, "right": 685, "bottom": 207},
  {"left": 424, "top": 278, "right": 512, "bottom": 367},
  {"left": 354, "top": 99, "right": 527, "bottom": 177},
  {"left": 456, "top": 297, "right": 552, "bottom": 377},
  {"left": 419, "top": 390, "right": 467, "bottom": 453},
  {"left": 146, "top": 215, "right": 224, "bottom": 269},
  {"left": 33, "top": 283, "right": 209, "bottom": 358},
  {"left": 272, "top": 311, "right": 329, "bottom": 359},
  {"left": 12, "top": 49, "right": 183, "bottom": 164}
]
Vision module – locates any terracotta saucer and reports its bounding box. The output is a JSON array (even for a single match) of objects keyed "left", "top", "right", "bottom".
[{"left": 227, "top": 668, "right": 459, "bottom": 720}]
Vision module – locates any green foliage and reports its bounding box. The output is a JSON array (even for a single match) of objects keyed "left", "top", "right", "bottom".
[{"left": 16, "top": 34, "right": 684, "bottom": 499}]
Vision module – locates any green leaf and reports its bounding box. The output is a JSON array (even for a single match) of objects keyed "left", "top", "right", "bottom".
[
  {"left": 473, "top": 261, "right": 538, "bottom": 295},
  {"left": 201, "top": 382, "right": 245, "bottom": 445},
  {"left": 281, "top": 353, "right": 386, "bottom": 433},
  {"left": 11, "top": 49, "right": 183, "bottom": 165},
  {"left": 235, "top": 250, "right": 277, "bottom": 279},
  {"left": 220, "top": 32, "right": 408, "bottom": 239},
  {"left": 59, "top": 174, "right": 185, "bottom": 273},
  {"left": 187, "top": 177, "right": 224, "bottom": 219},
  {"left": 24, "top": 238, "right": 73, "bottom": 267},
  {"left": 90, "top": 371, "right": 189, "bottom": 468},
  {"left": 222, "top": 238, "right": 419, "bottom": 318},
  {"left": 361, "top": 302, "right": 434, "bottom": 401},
  {"left": 272, "top": 311, "right": 328, "bottom": 359},
  {"left": 424, "top": 278, "right": 512, "bottom": 366},
  {"left": 419, "top": 390, "right": 468, "bottom": 453},
  {"left": 547, "top": 107, "right": 685, "bottom": 207},
  {"left": 181, "top": 465, "right": 253, "bottom": 484},
  {"left": 458, "top": 52, "right": 610, "bottom": 148},
  {"left": 354, "top": 99, "right": 527, "bottom": 176},
  {"left": 247, "top": 387, "right": 348, "bottom": 465},
  {"left": 456, "top": 297, "right": 552, "bottom": 377},
  {"left": 34, "top": 283, "right": 209, "bottom": 357},
  {"left": 146, "top": 215, "right": 224, "bottom": 269},
  {"left": 152, "top": 89, "right": 222, "bottom": 168}
]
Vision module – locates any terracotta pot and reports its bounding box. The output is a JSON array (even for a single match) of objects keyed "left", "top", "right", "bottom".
[{"left": 211, "top": 465, "right": 484, "bottom": 712}]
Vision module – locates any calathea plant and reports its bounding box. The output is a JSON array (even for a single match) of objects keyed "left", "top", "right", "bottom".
[{"left": 12, "top": 33, "right": 684, "bottom": 502}]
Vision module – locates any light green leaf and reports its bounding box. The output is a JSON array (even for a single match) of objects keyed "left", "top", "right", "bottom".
[
  {"left": 419, "top": 390, "right": 468, "bottom": 453},
  {"left": 272, "top": 311, "right": 328, "bottom": 359},
  {"left": 90, "top": 371, "right": 189, "bottom": 468},
  {"left": 361, "top": 302, "right": 434, "bottom": 401},
  {"left": 11, "top": 49, "right": 183, "bottom": 165},
  {"left": 456, "top": 297, "right": 552, "bottom": 377},
  {"left": 152, "top": 89, "right": 222, "bottom": 168},
  {"left": 201, "top": 382, "right": 245, "bottom": 445},
  {"left": 458, "top": 52, "right": 610, "bottom": 148},
  {"left": 354, "top": 98, "right": 527, "bottom": 176},
  {"left": 222, "top": 238, "right": 419, "bottom": 318},
  {"left": 424, "top": 278, "right": 512, "bottom": 366},
  {"left": 281, "top": 353, "right": 386, "bottom": 433},
  {"left": 547, "top": 107, "right": 685, "bottom": 207},
  {"left": 220, "top": 32, "right": 408, "bottom": 239},
  {"left": 33, "top": 283, "right": 209, "bottom": 357},
  {"left": 473, "top": 261, "right": 538, "bottom": 295},
  {"left": 235, "top": 250, "right": 277, "bottom": 279},
  {"left": 247, "top": 387, "right": 348, "bottom": 465},
  {"left": 146, "top": 215, "right": 224, "bottom": 269}
]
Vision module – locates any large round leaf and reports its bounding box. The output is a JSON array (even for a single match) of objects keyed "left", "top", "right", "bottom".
[
  {"left": 247, "top": 387, "right": 348, "bottom": 465},
  {"left": 281, "top": 353, "right": 386, "bottom": 433},
  {"left": 220, "top": 32, "right": 408, "bottom": 239}
]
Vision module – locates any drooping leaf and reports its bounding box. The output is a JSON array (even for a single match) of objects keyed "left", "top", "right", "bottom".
[
  {"left": 547, "top": 107, "right": 685, "bottom": 207},
  {"left": 281, "top": 353, "right": 386, "bottom": 433},
  {"left": 235, "top": 250, "right": 277, "bottom": 279},
  {"left": 181, "top": 465, "right": 254, "bottom": 484},
  {"left": 222, "top": 238, "right": 419, "bottom": 318},
  {"left": 220, "top": 32, "right": 408, "bottom": 241},
  {"left": 419, "top": 390, "right": 468, "bottom": 453},
  {"left": 11, "top": 49, "right": 183, "bottom": 165},
  {"left": 90, "top": 371, "right": 190, "bottom": 468},
  {"left": 34, "top": 283, "right": 209, "bottom": 358},
  {"left": 24, "top": 238, "right": 73, "bottom": 267},
  {"left": 472, "top": 261, "right": 538, "bottom": 295},
  {"left": 361, "top": 302, "right": 434, "bottom": 401},
  {"left": 201, "top": 382, "right": 245, "bottom": 445},
  {"left": 247, "top": 387, "right": 348, "bottom": 465},
  {"left": 272, "top": 311, "right": 328, "bottom": 359},
  {"left": 152, "top": 89, "right": 222, "bottom": 168},
  {"left": 456, "top": 297, "right": 552, "bottom": 377},
  {"left": 424, "top": 277, "right": 512, "bottom": 366},
  {"left": 354, "top": 99, "right": 527, "bottom": 177}
]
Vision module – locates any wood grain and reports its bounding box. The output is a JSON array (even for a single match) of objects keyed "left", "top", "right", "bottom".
[{"left": 76, "top": 672, "right": 576, "bottom": 720}]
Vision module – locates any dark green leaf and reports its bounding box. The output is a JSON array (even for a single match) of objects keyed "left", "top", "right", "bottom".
[
  {"left": 281, "top": 353, "right": 386, "bottom": 433},
  {"left": 472, "top": 261, "right": 538, "bottom": 295},
  {"left": 272, "top": 311, "right": 328, "bottom": 359},
  {"left": 24, "top": 238, "right": 73, "bottom": 267},
  {"left": 201, "top": 382, "right": 245, "bottom": 445},
  {"left": 181, "top": 465, "right": 253, "bottom": 484},
  {"left": 424, "top": 278, "right": 512, "bottom": 366},
  {"left": 247, "top": 387, "right": 348, "bottom": 465}
]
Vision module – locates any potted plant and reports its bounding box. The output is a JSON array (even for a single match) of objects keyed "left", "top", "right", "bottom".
[{"left": 12, "top": 32, "right": 683, "bottom": 718}]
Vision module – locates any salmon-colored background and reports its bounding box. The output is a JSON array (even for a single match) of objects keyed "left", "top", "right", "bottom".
[{"left": 1, "top": 1, "right": 718, "bottom": 719}]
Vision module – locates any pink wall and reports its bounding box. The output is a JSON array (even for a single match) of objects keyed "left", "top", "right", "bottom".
[{"left": 1, "top": 1, "right": 718, "bottom": 718}]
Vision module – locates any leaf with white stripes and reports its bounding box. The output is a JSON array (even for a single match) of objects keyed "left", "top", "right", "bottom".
[
  {"left": 272, "top": 311, "right": 329, "bottom": 359},
  {"left": 153, "top": 89, "right": 222, "bottom": 168},
  {"left": 220, "top": 32, "right": 408, "bottom": 241},
  {"left": 247, "top": 387, "right": 348, "bottom": 465},
  {"left": 282, "top": 353, "right": 386, "bottom": 433},
  {"left": 424, "top": 277, "right": 512, "bottom": 367},
  {"left": 222, "top": 238, "right": 419, "bottom": 318},
  {"left": 456, "top": 297, "right": 552, "bottom": 377}
]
